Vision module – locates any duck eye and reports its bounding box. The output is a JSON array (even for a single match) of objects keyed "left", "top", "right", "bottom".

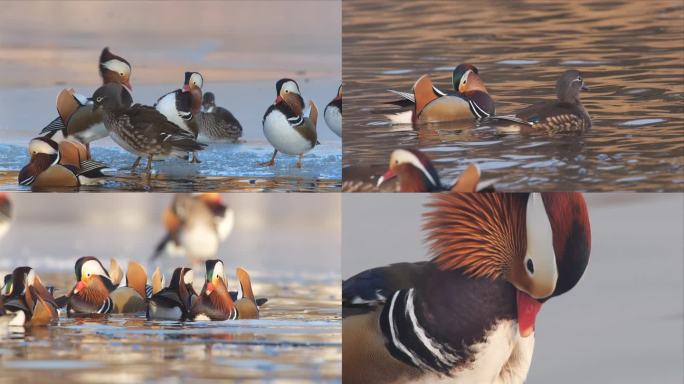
[
  {"left": 86, "top": 272, "right": 91, "bottom": 277},
  {"left": 96, "top": 96, "right": 104, "bottom": 102},
  {"left": 526, "top": 259, "right": 535, "bottom": 274}
]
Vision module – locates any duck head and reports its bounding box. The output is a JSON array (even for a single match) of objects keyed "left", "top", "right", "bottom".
[
  {"left": 92, "top": 83, "right": 128, "bottom": 110},
  {"left": 275, "top": 78, "right": 305, "bottom": 116},
  {"left": 452, "top": 63, "right": 488, "bottom": 94},
  {"left": 99, "top": 47, "right": 132, "bottom": 91},
  {"left": 182, "top": 72, "right": 204, "bottom": 93},
  {"left": 18, "top": 137, "right": 61, "bottom": 186},
  {"left": 556, "top": 69, "right": 588, "bottom": 103},
  {"left": 202, "top": 92, "right": 216, "bottom": 112},
  {"left": 334, "top": 84, "right": 343, "bottom": 101},
  {"left": 377, "top": 148, "right": 442, "bottom": 192},
  {"left": 72, "top": 256, "right": 117, "bottom": 298},
  {"left": 425, "top": 193, "right": 591, "bottom": 337}
]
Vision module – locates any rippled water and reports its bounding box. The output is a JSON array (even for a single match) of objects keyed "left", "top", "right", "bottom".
[
  {"left": 0, "top": 272, "right": 341, "bottom": 383},
  {"left": 343, "top": 0, "right": 684, "bottom": 191}
]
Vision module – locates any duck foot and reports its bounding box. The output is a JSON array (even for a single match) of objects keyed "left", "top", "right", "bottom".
[
  {"left": 258, "top": 149, "right": 278, "bottom": 167},
  {"left": 190, "top": 153, "right": 201, "bottom": 163}
]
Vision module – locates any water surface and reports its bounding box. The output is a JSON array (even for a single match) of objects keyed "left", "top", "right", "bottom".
[{"left": 343, "top": 0, "right": 684, "bottom": 191}]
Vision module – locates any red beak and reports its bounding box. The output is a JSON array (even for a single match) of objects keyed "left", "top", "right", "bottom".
[
  {"left": 123, "top": 80, "right": 133, "bottom": 91},
  {"left": 182, "top": 85, "right": 191, "bottom": 93},
  {"left": 517, "top": 290, "right": 542, "bottom": 338},
  {"left": 206, "top": 282, "right": 215, "bottom": 295},
  {"left": 74, "top": 281, "right": 86, "bottom": 294},
  {"left": 274, "top": 95, "right": 284, "bottom": 105},
  {"left": 334, "top": 95, "right": 342, "bottom": 101},
  {"left": 381, "top": 169, "right": 396, "bottom": 182}
]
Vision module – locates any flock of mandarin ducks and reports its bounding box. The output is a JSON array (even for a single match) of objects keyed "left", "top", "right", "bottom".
[
  {"left": 343, "top": 63, "right": 591, "bottom": 192},
  {"left": 17, "top": 47, "right": 342, "bottom": 188},
  {"left": 0, "top": 193, "right": 268, "bottom": 328}
]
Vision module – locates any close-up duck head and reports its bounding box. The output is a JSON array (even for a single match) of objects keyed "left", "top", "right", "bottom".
[
  {"left": 92, "top": 83, "right": 128, "bottom": 110},
  {"left": 73, "top": 256, "right": 117, "bottom": 295},
  {"left": 377, "top": 148, "right": 442, "bottom": 192},
  {"left": 556, "top": 69, "right": 588, "bottom": 103},
  {"left": 99, "top": 47, "right": 132, "bottom": 91},
  {"left": 274, "top": 78, "right": 305, "bottom": 114},
  {"left": 203, "top": 259, "right": 227, "bottom": 296},
  {"left": 18, "top": 137, "right": 61, "bottom": 186},
  {"left": 452, "top": 63, "right": 488, "bottom": 94},
  {"left": 182, "top": 71, "right": 204, "bottom": 92},
  {"left": 425, "top": 193, "right": 591, "bottom": 336}
]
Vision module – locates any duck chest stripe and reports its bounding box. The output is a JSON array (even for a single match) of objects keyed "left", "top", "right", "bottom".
[
  {"left": 468, "top": 99, "right": 490, "bottom": 118},
  {"left": 98, "top": 297, "right": 113, "bottom": 314},
  {"left": 380, "top": 289, "right": 455, "bottom": 375}
]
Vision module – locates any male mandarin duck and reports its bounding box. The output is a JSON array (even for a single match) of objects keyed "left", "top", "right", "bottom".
[
  {"left": 342, "top": 148, "right": 496, "bottom": 192},
  {"left": 496, "top": 70, "right": 591, "bottom": 134},
  {"left": 67, "top": 256, "right": 117, "bottom": 317},
  {"left": 18, "top": 137, "right": 108, "bottom": 188},
  {"left": 41, "top": 47, "right": 133, "bottom": 143},
  {"left": 155, "top": 72, "right": 204, "bottom": 163},
  {"left": 190, "top": 260, "right": 238, "bottom": 321},
  {"left": 151, "top": 193, "right": 234, "bottom": 266},
  {"left": 1, "top": 267, "right": 59, "bottom": 327},
  {"left": 324, "top": 85, "right": 342, "bottom": 137},
  {"left": 148, "top": 267, "right": 197, "bottom": 321},
  {"left": 261, "top": 78, "right": 318, "bottom": 168},
  {"left": 91, "top": 83, "right": 206, "bottom": 171},
  {"left": 342, "top": 193, "right": 591, "bottom": 384},
  {"left": 387, "top": 64, "right": 495, "bottom": 124},
  {"left": 197, "top": 92, "right": 243, "bottom": 143}
]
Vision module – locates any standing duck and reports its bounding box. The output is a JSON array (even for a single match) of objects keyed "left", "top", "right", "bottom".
[
  {"left": 196, "top": 92, "right": 243, "bottom": 143},
  {"left": 0, "top": 193, "right": 11, "bottom": 242},
  {"left": 18, "top": 137, "right": 108, "bottom": 188},
  {"left": 342, "top": 193, "right": 591, "bottom": 384},
  {"left": 109, "top": 261, "right": 149, "bottom": 313},
  {"left": 261, "top": 79, "right": 318, "bottom": 168},
  {"left": 324, "top": 85, "right": 342, "bottom": 137},
  {"left": 497, "top": 70, "right": 591, "bottom": 134},
  {"left": 151, "top": 193, "right": 234, "bottom": 266},
  {"left": 191, "top": 260, "right": 238, "bottom": 321},
  {"left": 155, "top": 72, "right": 204, "bottom": 163},
  {"left": 41, "top": 47, "right": 133, "bottom": 143},
  {"left": 342, "top": 148, "right": 495, "bottom": 192},
  {"left": 67, "top": 256, "right": 117, "bottom": 317},
  {"left": 92, "top": 83, "right": 206, "bottom": 172},
  {"left": 386, "top": 64, "right": 495, "bottom": 124},
  {"left": 148, "top": 267, "right": 197, "bottom": 321},
  {"left": 2, "top": 267, "right": 59, "bottom": 327}
]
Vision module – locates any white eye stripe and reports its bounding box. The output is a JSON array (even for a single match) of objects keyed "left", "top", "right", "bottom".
[
  {"left": 102, "top": 59, "right": 130, "bottom": 76},
  {"left": 82, "top": 260, "right": 108, "bottom": 278},
  {"left": 391, "top": 149, "right": 437, "bottom": 187}
]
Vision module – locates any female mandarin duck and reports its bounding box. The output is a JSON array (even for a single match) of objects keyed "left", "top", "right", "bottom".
[
  {"left": 1, "top": 267, "right": 59, "bottom": 327},
  {"left": 67, "top": 256, "right": 117, "bottom": 317},
  {"left": 342, "top": 148, "right": 495, "bottom": 192},
  {"left": 148, "top": 267, "right": 197, "bottom": 321},
  {"left": 18, "top": 137, "right": 108, "bottom": 188},
  {"left": 497, "top": 69, "right": 591, "bottom": 134},
  {"left": 197, "top": 92, "right": 243, "bottom": 143},
  {"left": 41, "top": 47, "right": 133, "bottom": 143},
  {"left": 387, "top": 64, "right": 496, "bottom": 124},
  {"left": 191, "top": 260, "right": 238, "bottom": 321},
  {"left": 342, "top": 193, "right": 591, "bottom": 384},
  {"left": 261, "top": 78, "right": 318, "bottom": 168}
]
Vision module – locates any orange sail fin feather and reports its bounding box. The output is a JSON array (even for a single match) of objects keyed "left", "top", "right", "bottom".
[{"left": 423, "top": 193, "right": 526, "bottom": 279}]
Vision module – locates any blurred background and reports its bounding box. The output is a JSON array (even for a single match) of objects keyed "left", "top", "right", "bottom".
[
  {"left": 343, "top": 193, "right": 683, "bottom": 383},
  {"left": 0, "top": 193, "right": 341, "bottom": 277}
]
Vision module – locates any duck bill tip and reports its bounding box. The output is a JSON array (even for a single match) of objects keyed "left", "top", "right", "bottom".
[{"left": 377, "top": 169, "right": 396, "bottom": 187}]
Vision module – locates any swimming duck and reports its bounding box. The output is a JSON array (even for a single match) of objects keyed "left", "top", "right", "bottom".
[
  {"left": 341, "top": 148, "right": 496, "bottom": 192},
  {"left": 324, "top": 85, "right": 342, "bottom": 137},
  {"left": 497, "top": 70, "right": 591, "bottom": 134},
  {"left": 109, "top": 261, "right": 149, "bottom": 313},
  {"left": 18, "top": 137, "right": 108, "bottom": 188},
  {"left": 261, "top": 79, "right": 318, "bottom": 168},
  {"left": 342, "top": 193, "right": 591, "bottom": 384},
  {"left": 92, "top": 83, "right": 207, "bottom": 172},
  {"left": 386, "top": 64, "right": 495, "bottom": 124},
  {"left": 155, "top": 72, "right": 204, "bottom": 163},
  {"left": 147, "top": 267, "right": 197, "bottom": 321},
  {"left": 233, "top": 267, "right": 259, "bottom": 319},
  {"left": 2, "top": 267, "right": 59, "bottom": 327},
  {"left": 67, "top": 256, "right": 117, "bottom": 317},
  {"left": 0, "top": 193, "right": 11, "bottom": 241},
  {"left": 152, "top": 193, "right": 234, "bottom": 266},
  {"left": 40, "top": 47, "right": 133, "bottom": 143},
  {"left": 190, "top": 260, "right": 238, "bottom": 321},
  {"left": 196, "top": 92, "right": 243, "bottom": 143}
]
